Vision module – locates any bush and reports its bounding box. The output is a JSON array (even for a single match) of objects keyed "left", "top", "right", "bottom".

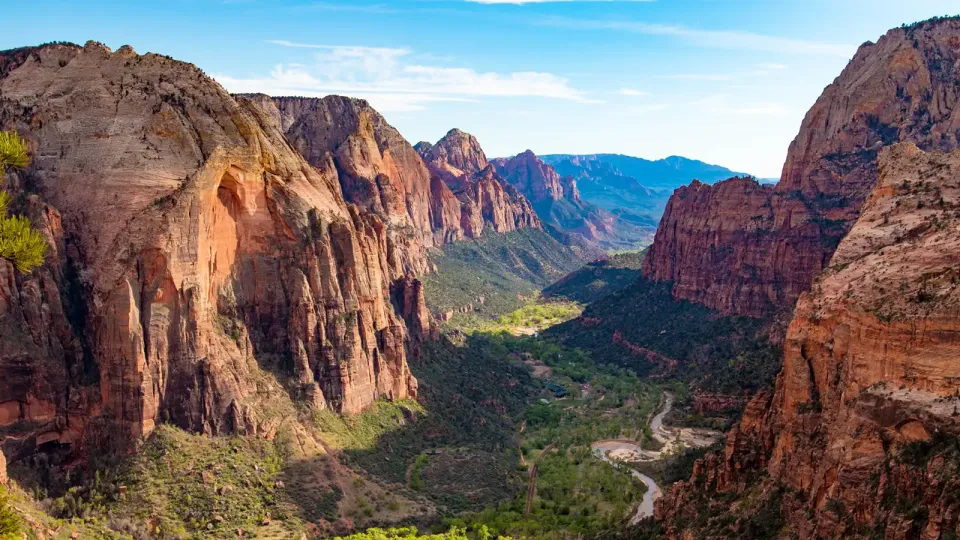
[{"left": 0, "top": 486, "right": 23, "bottom": 540}]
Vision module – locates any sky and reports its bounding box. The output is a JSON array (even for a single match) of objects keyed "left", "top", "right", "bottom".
[{"left": 2, "top": 1, "right": 957, "bottom": 178}]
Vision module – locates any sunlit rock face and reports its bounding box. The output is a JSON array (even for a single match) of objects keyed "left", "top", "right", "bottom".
[
  {"left": 0, "top": 42, "right": 424, "bottom": 460},
  {"left": 644, "top": 19, "right": 960, "bottom": 318},
  {"left": 657, "top": 142, "right": 960, "bottom": 539}
]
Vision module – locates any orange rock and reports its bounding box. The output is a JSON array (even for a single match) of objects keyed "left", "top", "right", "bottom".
[
  {"left": 645, "top": 20, "right": 960, "bottom": 318},
  {"left": 0, "top": 42, "right": 424, "bottom": 459}
]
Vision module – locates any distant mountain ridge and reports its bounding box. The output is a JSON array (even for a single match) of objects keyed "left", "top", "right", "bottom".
[
  {"left": 533, "top": 153, "right": 749, "bottom": 225},
  {"left": 540, "top": 153, "right": 751, "bottom": 191}
]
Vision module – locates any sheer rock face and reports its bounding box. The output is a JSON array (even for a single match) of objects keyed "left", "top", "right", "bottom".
[
  {"left": 657, "top": 143, "right": 960, "bottom": 539},
  {"left": 264, "top": 95, "right": 444, "bottom": 270},
  {"left": 417, "top": 129, "right": 541, "bottom": 237},
  {"left": 0, "top": 42, "right": 421, "bottom": 459},
  {"left": 644, "top": 19, "right": 960, "bottom": 318},
  {"left": 492, "top": 150, "right": 580, "bottom": 204}
]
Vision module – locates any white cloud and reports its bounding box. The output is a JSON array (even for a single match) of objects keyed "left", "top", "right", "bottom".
[
  {"left": 539, "top": 17, "right": 855, "bottom": 57},
  {"left": 756, "top": 63, "right": 788, "bottom": 70},
  {"left": 619, "top": 88, "right": 650, "bottom": 96},
  {"left": 214, "top": 42, "right": 596, "bottom": 111}
]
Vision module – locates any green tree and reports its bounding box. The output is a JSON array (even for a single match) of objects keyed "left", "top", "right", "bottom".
[
  {"left": 0, "top": 131, "right": 47, "bottom": 273},
  {"left": 0, "top": 486, "right": 24, "bottom": 540}
]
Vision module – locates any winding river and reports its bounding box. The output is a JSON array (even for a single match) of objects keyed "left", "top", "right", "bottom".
[
  {"left": 590, "top": 392, "right": 677, "bottom": 524},
  {"left": 592, "top": 440, "right": 661, "bottom": 524}
]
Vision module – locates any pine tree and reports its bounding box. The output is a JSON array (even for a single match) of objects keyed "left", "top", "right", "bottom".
[{"left": 0, "top": 131, "right": 47, "bottom": 273}]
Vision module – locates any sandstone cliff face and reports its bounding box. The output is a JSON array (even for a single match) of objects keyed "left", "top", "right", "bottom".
[
  {"left": 0, "top": 42, "right": 422, "bottom": 460},
  {"left": 257, "top": 95, "right": 444, "bottom": 269},
  {"left": 417, "top": 129, "right": 540, "bottom": 238},
  {"left": 492, "top": 150, "right": 579, "bottom": 204},
  {"left": 657, "top": 143, "right": 960, "bottom": 539},
  {"left": 645, "top": 19, "right": 960, "bottom": 318}
]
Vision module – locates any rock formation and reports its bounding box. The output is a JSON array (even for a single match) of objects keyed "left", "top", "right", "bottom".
[
  {"left": 416, "top": 129, "right": 540, "bottom": 237},
  {"left": 0, "top": 42, "right": 423, "bottom": 460},
  {"left": 657, "top": 142, "right": 960, "bottom": 539},
  {"left": 644, "top": 18, "right": 960, "bottom": 317},
  {"left": 492, "top": 150, "right": 579, "bottom": 204},
  {"left": 493, "top": 150, "right": 653, "bottom": 252}
]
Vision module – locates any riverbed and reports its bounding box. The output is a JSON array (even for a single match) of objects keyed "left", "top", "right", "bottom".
[{"left": 591, "top": 392, "right": 722, "bottom": 523}]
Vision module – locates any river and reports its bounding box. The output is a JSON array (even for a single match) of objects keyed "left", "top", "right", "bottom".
[{"left": 590, "top": 392, "right": 675, "bottom": 524}]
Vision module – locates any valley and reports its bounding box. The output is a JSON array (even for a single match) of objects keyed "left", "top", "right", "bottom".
[{"left": 1, "top": 11, "right": 960, "bottom": 540}]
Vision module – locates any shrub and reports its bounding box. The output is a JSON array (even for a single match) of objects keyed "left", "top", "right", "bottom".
[{"left": 0, "top": 486, "right": 23, "bottom": 540}]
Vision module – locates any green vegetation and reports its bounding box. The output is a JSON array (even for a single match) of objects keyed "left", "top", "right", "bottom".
[
  {"left": 435, "top": 333, "right": 660, "bottom": 539},
  {"left": 543, "top": 250, "right": 646, "bottom": 304},
  {"left": 0, "top": 486, "right": 23, "bottom": 540},
  {"left": 332, "top": 525, "right": 514, "bottom": 540},
  {"left": 314, "top": 400, "right": 426, "bottom": 450},
  {"left": 547, "top": 278, "right": 782, "bottom": 394},
  {"left": 0, "top": 131, "right": 47, "bottom": 273},
  {"left": 421, "top": 229, "right": 584, "bottom": 322}
]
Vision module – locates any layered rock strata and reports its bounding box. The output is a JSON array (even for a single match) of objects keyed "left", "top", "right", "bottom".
[
  {"left": 0, "top": 42, "right": 422, "bottom": 460},
  {"left": 644, "top": 19, "right": 960, "bottom": 317}
]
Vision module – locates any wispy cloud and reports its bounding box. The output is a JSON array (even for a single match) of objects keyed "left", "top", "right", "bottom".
[
  {"left": 538, "top": 17, "right": 854, "bottom": 57},
  {"left": 619, "top": 88, "right": 650, "bottom": 96},
  {"left": 214, "top": 42, "right": 597, "bottom": 111}
]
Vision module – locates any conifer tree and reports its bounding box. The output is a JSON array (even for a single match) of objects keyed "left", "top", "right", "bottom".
[{"left": 0, "top": 131, "right": 47, "bottom": 273}]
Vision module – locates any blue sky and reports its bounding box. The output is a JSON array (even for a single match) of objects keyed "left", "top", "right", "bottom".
[{"left": 2, "top": 1, "right": 957, "bottom": 177}]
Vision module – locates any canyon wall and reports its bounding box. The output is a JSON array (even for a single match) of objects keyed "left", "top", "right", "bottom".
[
  {"left": 0, "top": 42, "right": 424, "bottom": 460},
  {"left": 416, "top": 129, "right": 541, "bottom": 238},
  {"left": 657, "top": 142, "right": 960, "bottom": 539},
  {"left": 644, "top": 19, "right": 960, "bottom": 317},
  {"left": 241, "top": 97, "right": 540, "bottom": 248}
]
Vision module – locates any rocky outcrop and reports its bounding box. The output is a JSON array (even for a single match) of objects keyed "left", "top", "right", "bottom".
[
  {"left": 644, "top": 18, "right": 960, "bottom": 318},
  {"left": 657, "top": 143, "right": 960, "bottom": 539},
  {"left": 0, "top": 42, "right": 423, "bottom": 460},
  {"left": 416, "top": 129, "right": 541, "bottom": 237},
  {"left": 0, "top": 447, "right": 6, "bottom": 485},
  {"left": 492, "top": 150, "right": 579, "bottom": 204}
]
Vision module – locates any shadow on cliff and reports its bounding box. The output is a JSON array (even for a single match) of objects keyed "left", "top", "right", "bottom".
[{"left": 545, "top": 277, "right": 782, "bottom": 396}]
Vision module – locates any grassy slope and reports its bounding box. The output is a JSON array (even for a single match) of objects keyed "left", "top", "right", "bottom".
[{"left": 421, "top": 228, "right": 585, "bottom": 320}]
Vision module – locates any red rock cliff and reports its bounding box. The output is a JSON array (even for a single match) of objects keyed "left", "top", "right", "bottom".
[
  {"left": 417, "top": 129, "right": 540, "bottom": 238},
  {"left": 657, "top": 142, "right": 960, "bottom": 539},
  {"left": 0, "top": 42, "right": 423, "bottom": 460},
  {"left": 644, "top": 19, "right": 960, "bottom": 317}
]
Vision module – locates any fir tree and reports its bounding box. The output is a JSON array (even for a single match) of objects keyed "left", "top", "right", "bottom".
[{"left": 0, "top": 131, "right": 47, "bottom": 273}]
